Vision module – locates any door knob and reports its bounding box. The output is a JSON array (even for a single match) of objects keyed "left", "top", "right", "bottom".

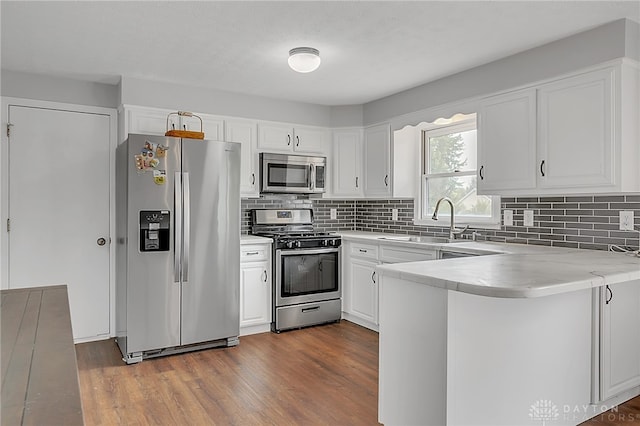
[{"left": 97, "top": 237, "right": 107, "bottom": 246}]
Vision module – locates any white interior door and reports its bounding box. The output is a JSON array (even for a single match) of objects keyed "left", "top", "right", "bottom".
[{"left": 7, "top": 104, "right": 111, "bottom": 341}]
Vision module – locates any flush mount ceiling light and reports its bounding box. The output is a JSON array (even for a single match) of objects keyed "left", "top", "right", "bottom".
[{"left": 288, "top": 47, "right": 321, "bottom": 73}]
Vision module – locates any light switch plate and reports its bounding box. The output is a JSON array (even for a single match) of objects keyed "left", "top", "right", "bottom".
[
  {"left": 524, "top": 210, "right": 534, "bottom": 227},
  {"left": 620, "top": 211, "right": 634, "bottom": 231},
  {"left": 392, "top": 208, "right": 399, "bottom": 221},
  {"left": 330, "top": 208, "right": 337, "bottom": 220},
  {"left": 503, "top": 210, "right": 514, "bottom": 227}
]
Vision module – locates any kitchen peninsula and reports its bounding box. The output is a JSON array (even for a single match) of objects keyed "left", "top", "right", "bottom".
[{"left": 372, "top": 240, "right": 640, "bottom": 426}]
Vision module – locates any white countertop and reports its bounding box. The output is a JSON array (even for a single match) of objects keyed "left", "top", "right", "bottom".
[
  {"left": 339, "top": 231, "right": 640, "bottom": 298},
  {"left": 240, "top": 234, "right": 273, "bottom": 245}
]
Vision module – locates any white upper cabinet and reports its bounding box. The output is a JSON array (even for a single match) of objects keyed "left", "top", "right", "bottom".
[
  {"left": 477, "top": 62, "right": 640, "bottom": 195},
  {"left": 332, "top": 129, "right": 363, "bottom": 197},
  {"left": 360, "top": 123, "right": 416, "bottom": 199},
  {"left": 123, "top": 106, "right": 174, "bottom": 140},
  {"left": 364, "top": 124, "right": 392, "bottom": 197},
  {"left": 477, "top": 89, "right": 537, "bottom": 193},
  {"left": 538, "top": 67, "right": 614, "bottom": 189},
  {"left": 258, "top": 123, "right": 293, "bottom": 151},
  {"left": 180, "top": 113, "right": 224, "bottom": 141},
  {"left": 225, "top": 119, "right": 259, "bottom": 198},
  {"left": 257, "top": 122, "right": 328, "bottom": 154},
  {"left": 294, "top": 126, "right": 329, "bottom": 154},
  {"left": 122, "top": 106, "right": 224, "bottom": 143}
]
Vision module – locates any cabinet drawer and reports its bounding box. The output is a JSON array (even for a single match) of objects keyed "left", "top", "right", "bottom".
[
  {"left": 350, "top": 243, "right": 379, "bottom": 260},
  {"left": 379, "top": 246, "right": 436, "bottom": 263},
  {"left": 241, "top": 245, "right": 270, "bottom": 262}
]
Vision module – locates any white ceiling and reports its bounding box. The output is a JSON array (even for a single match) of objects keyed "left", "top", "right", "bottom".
[{"left": 1, "top": 1, "right": 639, "bottom": 106}]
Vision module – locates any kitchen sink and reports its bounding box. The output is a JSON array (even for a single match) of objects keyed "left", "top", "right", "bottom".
[{"left": 377, "top": 236, "right": 451, "bottom": 244}]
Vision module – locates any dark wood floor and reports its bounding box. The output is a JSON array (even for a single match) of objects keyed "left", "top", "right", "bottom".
[
  {"left": 76, "top": 321, "right": 379, "bottom": 425},
  {"left": 580, "top": 396, "right": 640, "bottom": 426},
  {"left": 76, "top": 321, "right": 640, "bottom": 425}
]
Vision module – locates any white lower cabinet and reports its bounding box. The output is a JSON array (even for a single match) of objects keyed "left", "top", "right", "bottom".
[
  {"left": 239, "top": 243, "right": 272, "bottom": 335},
  {"left": 599, "top": 280, "right": 640, "bottom": 401},
  {"left": 342, "top": 239, "right": 437, "bottom": 332},
  {"left": 348, "top": 258, "right": 379, "bottom": 326}
]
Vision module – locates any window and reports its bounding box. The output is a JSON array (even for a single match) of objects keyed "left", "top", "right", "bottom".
[{"left": 419, "top": 116, "right": 500, "bottom": 227}]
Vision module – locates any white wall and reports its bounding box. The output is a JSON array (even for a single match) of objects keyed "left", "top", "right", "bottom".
[
  {"left": 0, "top": 70, "right": 119, "bottom": 108},
  {"left": 363, "top": 18, "right": 636, "bottom": 126},
  {"left": 120, "top": 76, "right": 335, "bottom": 127},
  {"left": 330, "top": 104, "right": 364, "bottom": 128},
  {"left": 627, "top": 18, "right": 640, "bottom": 59}
]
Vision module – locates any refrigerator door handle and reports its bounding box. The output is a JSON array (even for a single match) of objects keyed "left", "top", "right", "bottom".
[
  {"left": 174, "top": 171, "right": 182, "bottom": 283},
  {"left": 182, "top": 172, "right": 190, "bottom": 283}
]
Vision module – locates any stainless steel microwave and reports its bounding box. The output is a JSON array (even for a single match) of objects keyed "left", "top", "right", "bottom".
[{"left": 260, "top": 153, "right": 326, "bottom": 194}]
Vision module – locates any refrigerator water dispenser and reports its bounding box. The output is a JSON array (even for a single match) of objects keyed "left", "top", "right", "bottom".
[{"left": 139, "top": 210, "right": 170, "bottom": 252}]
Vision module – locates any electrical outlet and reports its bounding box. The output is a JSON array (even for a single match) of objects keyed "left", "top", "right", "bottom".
[
  {"left": 392, "top": 208, "right": 399, "bottom": 221},
  {"left": 503, "top": 210, "right": 514, "bottom": 227},
  {"left": 330, "top": 208, "right": 337, "bottom": 220},
  {"left": 524, "top": 210, "right": 534, "bottom": 227},
  {"left": 620, "top": 211, "right": 634, "bottom": 231}
]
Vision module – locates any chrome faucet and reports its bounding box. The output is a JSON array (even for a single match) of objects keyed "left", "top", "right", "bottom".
[{"left": 431, "top": 197, "right": 469, "bottom": 241}]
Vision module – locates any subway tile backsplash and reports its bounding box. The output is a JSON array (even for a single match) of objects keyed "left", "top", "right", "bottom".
[{"left": 242, "top": 194, "right": 640, "bottom": 252}]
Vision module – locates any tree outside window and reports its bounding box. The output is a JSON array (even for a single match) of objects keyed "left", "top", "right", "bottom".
[{"left": 422, "top": 118, "right": 499, "bottom": 225}]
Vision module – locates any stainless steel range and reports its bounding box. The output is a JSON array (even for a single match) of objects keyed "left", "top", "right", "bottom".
[{"left": 251, "top": 209, "right": 341, "bottom": 332}]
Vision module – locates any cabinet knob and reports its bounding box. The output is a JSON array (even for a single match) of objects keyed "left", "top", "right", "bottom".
[
  {"left": 296, "top": 135, "right": 300, "bottom": 147},
  {"left": 371, "top": 271, "right": 376, "bottom": 284},
  {"left": 606, "top": 285, "right": 613, "bottom": 304},
  {"left": 263, "top": 270, "right": 268, "bottom": 283},
  {"left": 540, "top": 160, "right": 545, "bottom": 177},
  {"left": 384, "top": 175, "right": 389, "bottom": 186},
  {"left": 287, "top": 135, "right": 291, "bottom": 146},
  {"left": 251, "top": 173, "right": 255, "bottom": 185},
  {"left": 479, "top": 165, "right": 484, "bottom": 180}
]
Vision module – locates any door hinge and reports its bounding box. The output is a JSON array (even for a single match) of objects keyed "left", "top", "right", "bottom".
[
  {"left": 6, "top": 218, "right": 10, "bottom": 232},
  {"left": 7, "top": 123, "right": 13, "bottom": 138}
]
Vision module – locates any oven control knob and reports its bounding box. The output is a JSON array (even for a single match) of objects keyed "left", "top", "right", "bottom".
[
  {"left": 286, "top": 241, "right": 294, "bottom": 249},
  {"left": 294, "top": 241, "right": 301, "bottom": 248},
  {"left": 322, "top": 239, "right": 329, "bottom": 247},
  {"left": 330, "top": 239, "right": 338, "bottom": 246}
]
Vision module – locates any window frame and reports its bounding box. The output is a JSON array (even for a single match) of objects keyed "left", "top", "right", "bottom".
[{"left": 413, "top": 116, "right": 501, "bottom": 228}]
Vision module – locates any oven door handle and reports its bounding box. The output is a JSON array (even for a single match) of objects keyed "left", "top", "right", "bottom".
[{"left": 277, "top": 247, "right": 340, "bottom": 256}]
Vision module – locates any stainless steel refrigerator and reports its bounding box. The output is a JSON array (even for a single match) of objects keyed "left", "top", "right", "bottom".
[{"left": 115, "top": 134, "right": 240, "bottom": 364}]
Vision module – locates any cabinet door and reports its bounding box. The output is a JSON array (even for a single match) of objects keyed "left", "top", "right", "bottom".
[
  {"left": 538, "top": 68, "right": 614, "bottom": 189},
  {"left": 600, "top": 280, "right": 640, "bottom": 401},
  {"left": 240, "top": 261, "right": 271, "bottom": 327},
  {"left": 258, "top": 123, "right": 293, "bottom": 152},
  {"left": 478, "top": 89, "right": 537, "bottom": 193},
  {"left": 226, "top": 120, "right": 259, "bottom": 197},
  {"left": 332, "top": 129, "right": 362, "bottom": 196},
  {"left": 364, "top": 124, "right": 391, "bottom": 197},
  {"left": 127, "top": 107, "right": 175, "bottom": 136},
  {"left": 293, "top": 126, "right": 328, "bottom": 154},
  {"left": 182, "top": 114, "right": 224, "bottom": 141},
  {"left": 349, "top": 258, "right": 379, "bottom": 324}
]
